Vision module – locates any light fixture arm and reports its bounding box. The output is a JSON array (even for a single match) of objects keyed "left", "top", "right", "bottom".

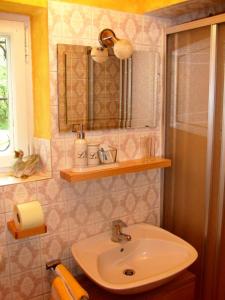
[{"left": 98, "top": 29, "right": 118, "bottom": 48}]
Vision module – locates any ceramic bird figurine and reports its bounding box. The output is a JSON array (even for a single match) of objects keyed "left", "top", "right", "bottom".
[{"left": 12, "top": 150, "right": 40, "bottom": 178}]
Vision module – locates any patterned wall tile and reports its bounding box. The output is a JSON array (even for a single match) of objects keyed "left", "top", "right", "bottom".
[
  {"left": 0, "top": 213, "right": 7, "bottom": 245},
  {"left": 0, "top": 245, "right": 10, "bottom": 278},
  {"left": 124, "top": 169, "right": 160, "bottom": 188},
  {"left": 64, "top": 138, "right": 74, "bottom": 168},
  {"left": 11, "top": 268, "right": 43, "bottom": 300},
  {"left": 143, "top": 16, "right": 165, "bottom": 46},
  {"left": 43, "top": 202, "right": 69, "bottom": 234},
  {"left": 91, "top": 7, "right": 120, "bottom": 41},
  {"left": 48, "top": 0, "right": 64, "bottom": 37},
  {"left": 48, "top": 37, "right": 58, "bottom": 73},
  {"left": 118, "top": 13, "right": 143, "bottom": 44},
  {"left": 0, "top": 187, "right": 5, "bottom": 213},
  {"left": 36, "top": 177, "right": 66, "bottom": 205},
  {"left": 50, "top": 105, "right": 61, "bottom": 138},
  {"left": 49, "top": 71, "right": 58, "bottom": 106},
  {"left": 8, "top": 239, "right": 41, "bottom": 274},
  {"left": 79, "top": 221, "right": 110, "bottom": 241},
  {"left": 51, "top": 139, "right": 66, "bottom": 171},
  {"left": 68, "top": 201, "right": 89, "bottom": 229},
  {"left": 146, "top": 208, "right": 160, "bottom": 226},
  {"left": 87, "top": 133, "right": 119, "bottom": 149},
  {"left": 33, "top": 138, "right": 51, "bottom": 173},
  {"left": 40, "top": 231, "right": 69, "bottom": 264},
  {"left": 69, "top": 226, "right": 88, "bottom": 243},
  {"left": 0, "top": 276, "right": 12, "bottom": 300},
  {"left": 96, "top": 175, "right": 125, "bottom": 193},
  {"left": 146, "top": 169, "right": 160, "bottom": 183},
  {"left": 4, "top": 182, "right": 37, "bottom": 213},
  {"left": 118, "top": 132, "right": 140, "bottom": 161},
  {"left": 62, "top": 3, "right": 92, "bottom": 40},
  {"left": 67, "top": 180, "right": 89, "bottom": 198}
]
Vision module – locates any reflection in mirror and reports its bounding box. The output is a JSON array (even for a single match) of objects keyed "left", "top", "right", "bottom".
[{"left": 57, "top": 44, "right": 159, "bottom": 132}]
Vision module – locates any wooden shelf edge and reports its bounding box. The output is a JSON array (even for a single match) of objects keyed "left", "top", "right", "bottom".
[
  {"left": 60, "top": 157, "right": 171, "bottom": 183},
  {"left": 7, "top": 220, "right": 47, "bottom": 239}
]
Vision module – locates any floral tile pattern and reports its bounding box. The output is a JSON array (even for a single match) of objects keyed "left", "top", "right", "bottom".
[
  {"left": 8, "top": 239, "right": 41, "bottom": 274},
  {"left": 91, "top": 8, "right": 120, "bottom": 41},
  {"left": 0, "top": 276, "right": 12, "bottom": 300},
  {"left": 0, "top": 213, "right": 7, "bottom": 245},
  {"left": 3, "top": 183, "right": 37, "bottom": 213},
  {"left": 118, "top": 13, "right": 143, "bottom": 44},
  {"left": 11, "top": 268, "right": 43, "bottom": 300},
  {"left": 62, "top": 3, "right": 92, "bottom": 40},
  {"left": 143, "top": 16, "right": 164, "bottom": 46},
  {"left": 33, "top": 138, "right": 51, "bottom": 173}
]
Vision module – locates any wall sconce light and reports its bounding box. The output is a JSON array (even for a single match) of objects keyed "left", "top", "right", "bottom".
[
  {"left": 90, "top": 28, "right": 133, "bottom": 63},
  {"left": 98, "top": 28, "right": 133, "bottom": 60},
  {"left": 90, "top": 47, "right": 108, "bottom": 63}
]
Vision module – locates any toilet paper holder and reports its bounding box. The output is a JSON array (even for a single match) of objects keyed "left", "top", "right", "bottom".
[{"left": 7, "top": 219, "right": 47, "bottom": 239}]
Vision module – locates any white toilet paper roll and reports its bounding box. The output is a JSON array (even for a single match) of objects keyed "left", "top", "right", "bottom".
[{"left": 13, "top": 201, "right": 44, "bottom": 230}]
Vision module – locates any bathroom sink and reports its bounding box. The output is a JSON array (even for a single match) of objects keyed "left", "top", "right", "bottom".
[{"left": 71, "top": 223, "right": 197, "bottom": 294}]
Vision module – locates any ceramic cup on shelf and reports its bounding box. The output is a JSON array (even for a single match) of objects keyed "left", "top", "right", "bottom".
[{"left": 88, "top": 144, "right": 100, "bottom": 166}]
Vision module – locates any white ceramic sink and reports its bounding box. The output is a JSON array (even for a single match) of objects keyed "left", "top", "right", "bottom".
[{"left": 71, "top": 223, "right": 197, "bottom": 294}]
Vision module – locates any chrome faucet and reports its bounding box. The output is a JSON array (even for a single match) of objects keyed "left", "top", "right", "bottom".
[{"left": 111, "top": 220, "right": 132, "bottom": 242}]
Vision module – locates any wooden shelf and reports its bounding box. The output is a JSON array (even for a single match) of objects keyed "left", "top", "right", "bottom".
[
  {"left": 60, "top": 157, "right": 171, "bottom": 183},
  {"left": 7, "top": 220, "right": 47, "bottom": 239}
]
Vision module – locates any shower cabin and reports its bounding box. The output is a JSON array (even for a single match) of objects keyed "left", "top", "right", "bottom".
[{"left": 164, "top": 14, "right": 225, "bottom": 300}]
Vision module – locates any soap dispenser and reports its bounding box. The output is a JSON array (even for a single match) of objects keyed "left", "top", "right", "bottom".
[{"left": 74, "top": 124, "right": 88, "bottom": 168}]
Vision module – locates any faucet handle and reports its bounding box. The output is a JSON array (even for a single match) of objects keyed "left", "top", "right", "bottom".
[{"left": 112, "top": 219, "right": 127, "bottom": 228}]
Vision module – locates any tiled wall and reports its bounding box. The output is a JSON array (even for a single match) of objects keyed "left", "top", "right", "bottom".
[{"left": 0, "top": 2, "right": 166, "bottom": 299}]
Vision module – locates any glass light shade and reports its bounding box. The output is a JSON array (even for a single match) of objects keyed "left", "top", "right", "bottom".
[
  {"left": 113, "top": 39, "right": 133, "bottom": 60},
  {"left": 91, "top": 47, "right": 108, "bottom": 63}
]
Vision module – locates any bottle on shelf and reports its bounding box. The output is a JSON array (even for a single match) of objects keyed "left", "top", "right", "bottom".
[{"left": 74, "top": 124, "right": 88, "bottom": 168}]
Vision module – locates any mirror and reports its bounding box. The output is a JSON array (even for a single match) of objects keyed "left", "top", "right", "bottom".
[{"left": 57, "top": 44, "right": 159, "bottom": 131}]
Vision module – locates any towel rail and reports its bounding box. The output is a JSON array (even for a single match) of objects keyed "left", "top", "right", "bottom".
[{"left": 46, "top": 259, "right": 89, "bottom": 300}]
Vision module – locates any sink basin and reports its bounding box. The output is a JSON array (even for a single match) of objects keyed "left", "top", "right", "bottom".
[{"left": 71, "top": 223, "right": 197, "bottom": 294}]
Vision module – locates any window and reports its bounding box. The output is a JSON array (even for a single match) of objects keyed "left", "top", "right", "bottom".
[{"left": 0, "top": 17, "right": 32, "bottom": 169}]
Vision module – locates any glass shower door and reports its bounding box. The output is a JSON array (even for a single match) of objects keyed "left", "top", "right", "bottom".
[
  {"left": 210, "top": 22, "right": 225, "bottom": 300},
  {"left": 164, "top": 26, "right": 211, "bottom": 296}
]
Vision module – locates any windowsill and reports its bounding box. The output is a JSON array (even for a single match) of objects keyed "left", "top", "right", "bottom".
[{"left": 0, "top": 171, "right": 52, "bottom": 186}]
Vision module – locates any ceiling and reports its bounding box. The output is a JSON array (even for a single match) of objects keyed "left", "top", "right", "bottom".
[
  {"left": 146, "top": 0, "right": 225, "bottom": 17},
  {"left": 1, "top": 0, "right": 225, "bottom": 18}
]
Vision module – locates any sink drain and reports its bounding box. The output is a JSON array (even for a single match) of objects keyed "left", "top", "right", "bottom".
[{"left": 123, "top": 269, "right": 135, "bottom": 276}]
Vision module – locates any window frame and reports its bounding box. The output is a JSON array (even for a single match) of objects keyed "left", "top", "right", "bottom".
[{"left": 0, "top": 15, "right": 33, "bottom": 170}]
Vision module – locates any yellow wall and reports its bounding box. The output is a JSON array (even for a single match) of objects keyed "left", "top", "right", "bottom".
[
  {"left": 54, "top": 0, "right": 189, "bottom": 14},
  {"left": 0, "top": 0, "right": 51, "bottom": 139},
  {"left": 54, "top": 0, "right": 141, "bottom": 13},
  {"left": 1, "top": 0, "right": 47, "bottom": 8},
  {"left": 31, "top": 9, "right": 50, "bottom": 139}
]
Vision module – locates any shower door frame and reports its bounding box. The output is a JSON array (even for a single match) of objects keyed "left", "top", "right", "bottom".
[{"left": 163, "top": 13, "right": 225, "bottom": 300}]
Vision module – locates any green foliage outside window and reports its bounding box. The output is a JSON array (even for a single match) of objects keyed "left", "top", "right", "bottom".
[
  {"left": 0, "top": 100, "right": 8, "bottom": 129},
  {"left": 0, "top": 63, "right": 8, "bottom": 130}
]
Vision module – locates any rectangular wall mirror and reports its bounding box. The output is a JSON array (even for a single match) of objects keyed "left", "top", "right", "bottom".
[{"left": 57, "top": 44, "right": 159, "bottom": 132}]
